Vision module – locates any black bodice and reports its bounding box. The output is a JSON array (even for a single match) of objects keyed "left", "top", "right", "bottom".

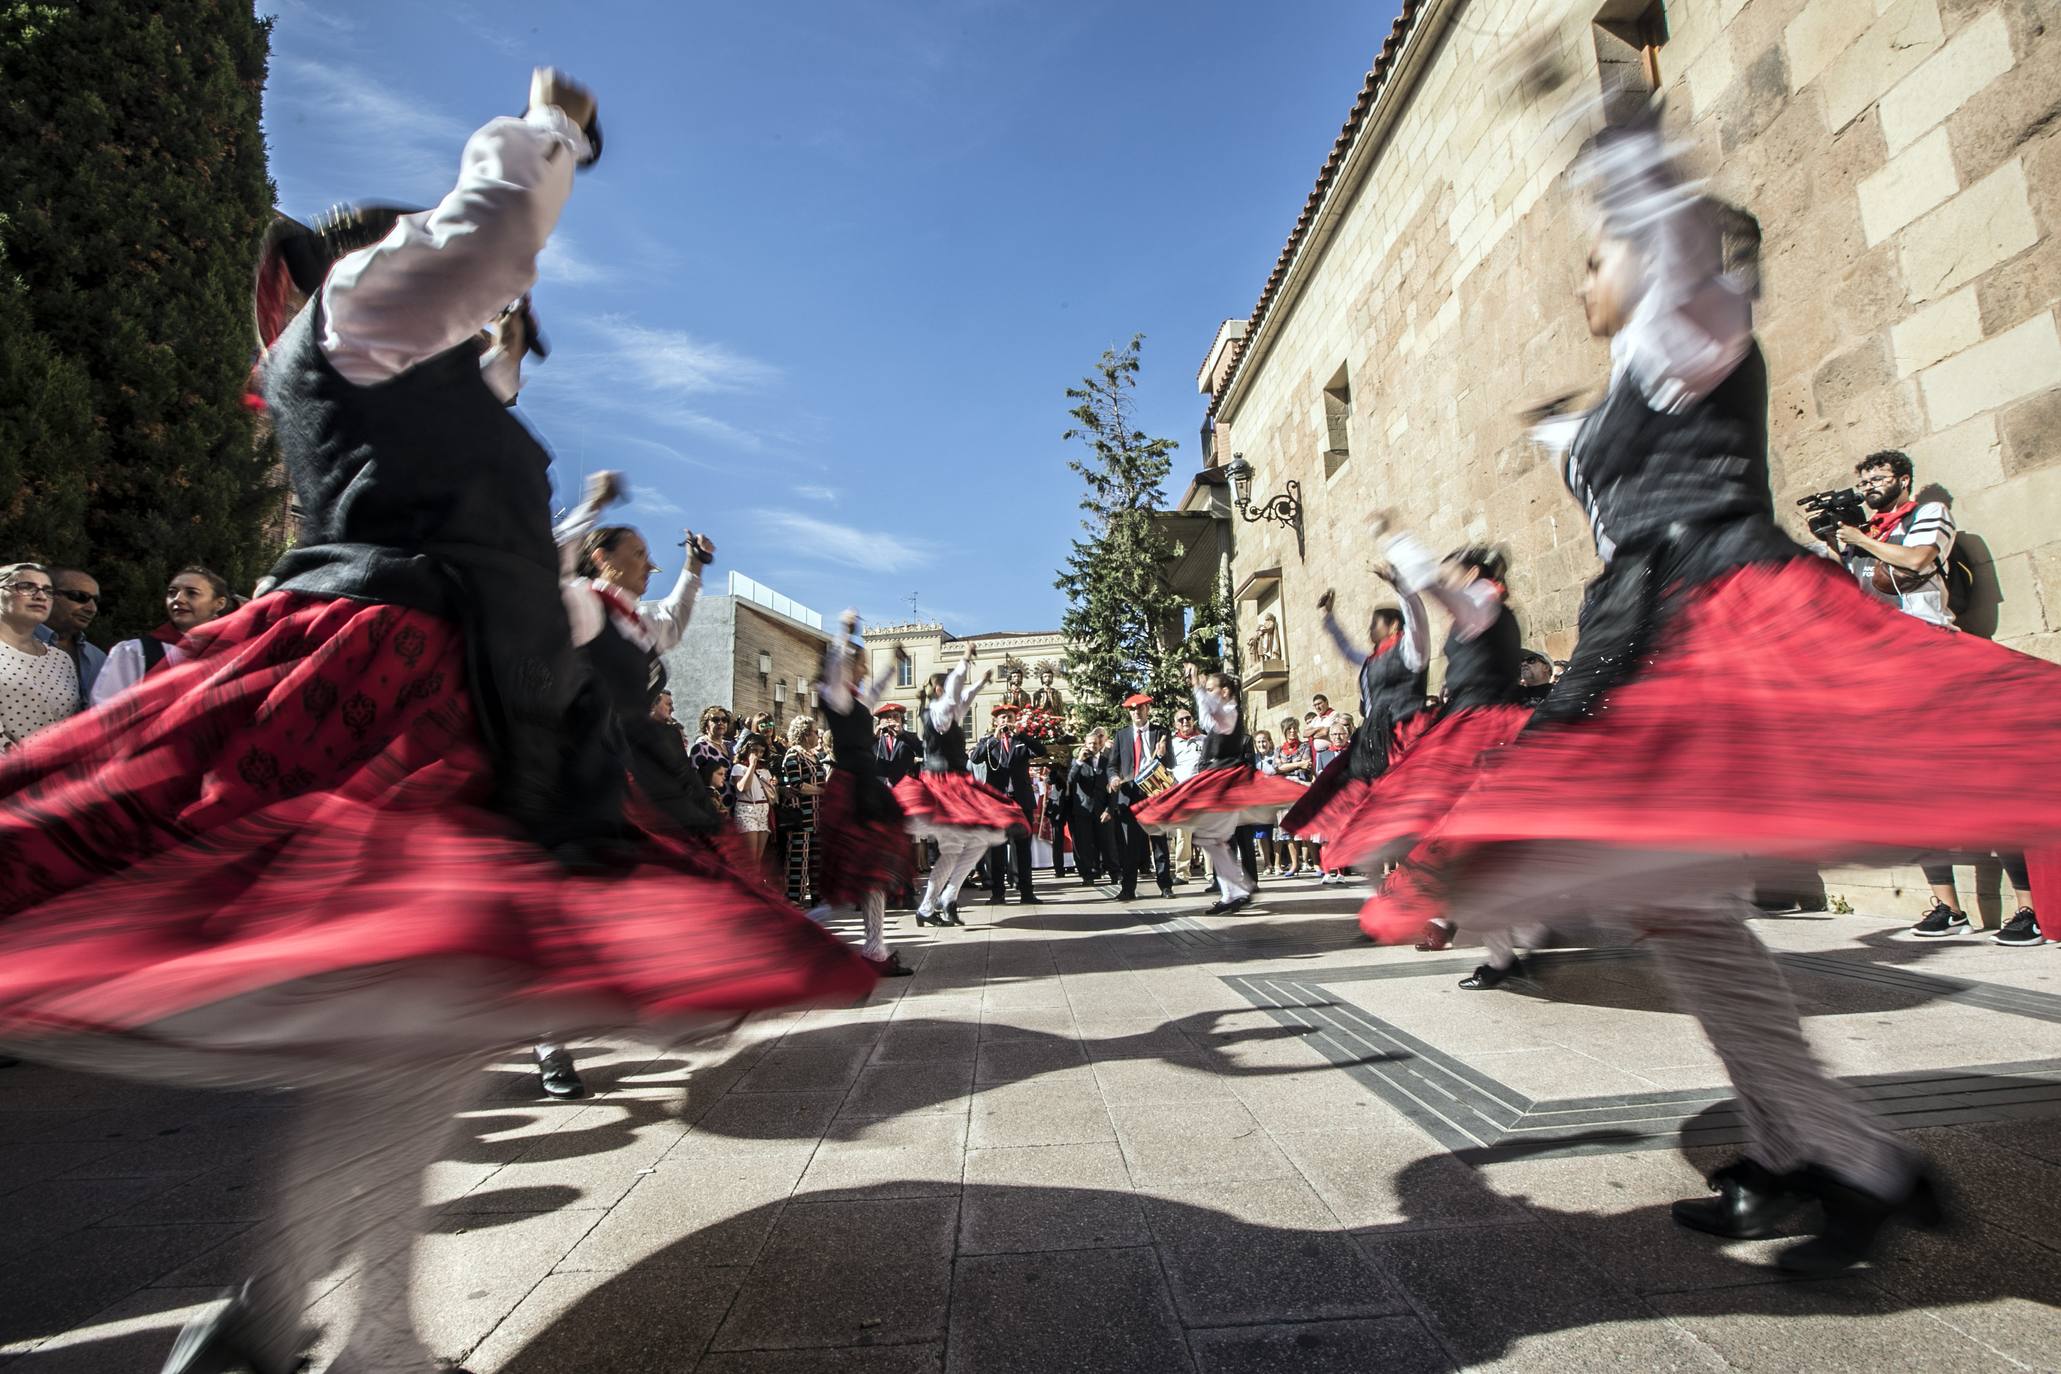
[
  {"left": 921, "top": 713, "right": 969, "bottom": 773},
  {"left": 1358, "top": 641, "right": 1428, "bottom": 727},
  {"left": 1442, "top": 601, "right": 1524, "bottom": 710},
  {"left": 581, "top": 614, "right": 719, "bottom": 833}
]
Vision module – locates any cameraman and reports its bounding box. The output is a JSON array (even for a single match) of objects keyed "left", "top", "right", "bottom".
[{"left": 1826, "top": 449, "right": 1955, "bottom": 629}]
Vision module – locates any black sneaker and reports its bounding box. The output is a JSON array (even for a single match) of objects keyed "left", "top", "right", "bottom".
[
  {"left": 1994, "top": 909, "right": 2047, "bottom": 946},
  {"left": 1911, "top": 903, "right": 1968, "bottom": 938}
]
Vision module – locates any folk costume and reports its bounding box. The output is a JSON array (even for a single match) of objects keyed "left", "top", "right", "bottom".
[
  {"left": 0, "top": 98, "right": 871, "bottom": 1374},
  {"left": 1327, "top": 531, "right": 1529, "bottom": 873},
  {"left": 1279, "top": 580, "right": 1431, "bottom": 845},
  {"left": 1386, "top": 108, "right": 2061, "bottom": 1274},
  {"left": 1107, "top": 698, "right": 1175, "bottom": 900},
  {"left": 894, "top": 660, "right": 1024, "bottom": 925},
  {"left": 816, "top": 630, "right": 917, "bottom": 974},
  {"left": 1132, "top": 681, "right": 1306, "bottom": 913}
]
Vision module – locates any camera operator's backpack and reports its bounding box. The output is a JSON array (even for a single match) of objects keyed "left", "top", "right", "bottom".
[{"left": 1880, "top": 506, "right": 1974, "bottom": 617}]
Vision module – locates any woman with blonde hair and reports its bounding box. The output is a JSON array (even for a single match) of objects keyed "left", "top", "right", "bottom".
[
  {"left": 780, "top": 712, "right": 827, "bottom": 907},
  {"left": 0, "top": 564, "right": 77, "bottom": 751}
]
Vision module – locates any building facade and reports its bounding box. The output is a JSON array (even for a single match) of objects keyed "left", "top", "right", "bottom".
[
  {"left": 1195, "top": 0, "right": 2059, "bottom": 905},
  {"left": 659, "top": 571, "right": 831, "bottom": 730},
  {"left": 863, "top": 623, "right": 1075, "bottom": 739}
]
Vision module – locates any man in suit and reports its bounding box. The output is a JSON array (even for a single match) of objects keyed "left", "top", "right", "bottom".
[
  {"left": 977, "top": 705, "right": 1045, "bottom": 905},
  {"left": 874, "top": 704, "right": 924, "bottom": 906},
  {"left": 1066, "top": 735, "right": 1115, "bottom": 885},
  {"left": 1107, "top": 692, "right": 1174, "bottom": 901}
]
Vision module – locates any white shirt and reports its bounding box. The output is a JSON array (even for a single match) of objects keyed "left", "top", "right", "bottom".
[
  {"left": 819, "top": 636, "right": 898, "bottom": 715},
  {"left": 320, "top": 107, "right": 590, "bottom": 396},
  {"left": 91, "top": 638, "right": 189, "bottom": 708},
  {"left": 1384, "top": 531, "right": 1502, "bottom": 642},
  {"left": 1171, "top": 731, "right": 1206, "bottom": 782},
  {"left": 925, "top": 661, "right": 982, "bottom": 734},
  {"left": 1847, "top": 502, "right": 1957, "bottom": 629},
  {"left": 0, "top": 639, "right": 78, "bottom": 750},
  {"left": 553, "top": 495, "right": 700, "bottom": 651}
]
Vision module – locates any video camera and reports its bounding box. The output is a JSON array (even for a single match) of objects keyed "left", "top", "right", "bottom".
[{"left": 1797, "top": 487, "right": 1867, "bottom": 542}]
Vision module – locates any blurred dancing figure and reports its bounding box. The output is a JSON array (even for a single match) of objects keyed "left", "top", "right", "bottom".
[
  {"left": 0, "top": 69, "right": 872, "bottom": 1374},
  {"left": 1388, "top": 99, "right": 2061, "bottom": 1276},
  {"left": 894, "top": 648, "right": 1024, "bottom": 928},
  {"left": 816, "top": 612, "right": 918, "bottom": 976},
  {"left": 1132, "top": 663, "right": 1306, "bottom": 915}
]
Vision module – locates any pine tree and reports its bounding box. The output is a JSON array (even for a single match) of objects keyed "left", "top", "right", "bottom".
[
  {"left": 1054, "top": 335, "right": 1194, "bottom": 732},
  {"left": 0, "top": 1, "right": 280, "bottom": 638}
]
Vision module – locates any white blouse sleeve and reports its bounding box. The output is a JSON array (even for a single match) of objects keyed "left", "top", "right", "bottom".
[
  {"left": 1192, "top": 684, "right": 1237, "bottom": 736},
  {"left": 926, "top": 661, "right": 971, "bottom": 733},
  {"left": 1397, "top": 587, "right": 1429, "bottom": 673},
  {"left": 640, "top": 567, "right": 699, "bottom": 656},
  {"left": 320, "top": 107, "right": 590, "bottom": 386},
  {"left": 1384, "top": 531, "right": 1500, "bottom": 643},
  {"left": 89, "top": 639, "right": 146, "bottom": 708}
]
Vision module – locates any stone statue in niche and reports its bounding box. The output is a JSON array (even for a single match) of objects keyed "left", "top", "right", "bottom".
[{"left": 1248, "top": 612, "right": 1282, "bottom": 664}]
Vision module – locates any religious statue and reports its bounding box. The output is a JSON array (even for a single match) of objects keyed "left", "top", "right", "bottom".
[
  {"left": 997, "top": 661, "right": 1032, "bottom": 708},
  {"left": 1030, "top": 661, "right": 1065, "bottom": 713},
  {"left": 1247, "top": 612, "right": 1282, "bottom": 664}
]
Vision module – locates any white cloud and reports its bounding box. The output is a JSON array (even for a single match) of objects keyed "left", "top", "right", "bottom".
[
  {"left": 796, "top": 484, "right": 839, "bottom": 503},
  {"left": 751, "top": 510, "right": 942, "bottom": 575},
  {"left": 271, "top": 58, "right": 469, "bottom": 197},
  {"left": 599, "top": 315, "right": 781, "bottom": 395},
  {"left": 538, "top": 237, "right": 615, "bottom": 287}
]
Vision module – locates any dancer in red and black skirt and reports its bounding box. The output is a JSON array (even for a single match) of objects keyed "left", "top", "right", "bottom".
[
  {"left": 0, "top": 70, "right": 871, "bottom": 1374},
  {"left": 1322, "top": 520, "right": 1535, "bottom": 968},
  {"left": 894, "top": 648, "right": 1024, "bottom": 928},
  {"left": 1133, "top": 663, "right": 1308, "bottom": 915},
  {"left": 1279, "top": 566, "right": 1430, "bottom": 857},
  {"left": 816, "top": 612, "right": 917, "bottom": 976},
  {"left": 1385, "top": 98, "right": 2061, "bottom": 1275}
]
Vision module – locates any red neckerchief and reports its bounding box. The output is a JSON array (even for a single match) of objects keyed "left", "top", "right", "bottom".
[
  {"left": 1174, "top": 724, "right": 1200, "bottom": 740},
  {"left": 591, "top": 581, "right": 654, "bottom": 650},
  {"left": 1372, "top": 631, "right": 1401, "bottom": 658},
  {"left": 1867, "top": 500, "right": 1917, "bottom": 540}
]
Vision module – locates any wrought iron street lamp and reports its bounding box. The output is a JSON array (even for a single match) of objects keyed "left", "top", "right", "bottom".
[{"left": 1224, "top": 453, "right": 1303, "bottom": 555}]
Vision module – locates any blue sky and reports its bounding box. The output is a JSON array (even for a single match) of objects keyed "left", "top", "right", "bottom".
[{"left": 261, "top": 0, "right": 1399, "bottom": 633}]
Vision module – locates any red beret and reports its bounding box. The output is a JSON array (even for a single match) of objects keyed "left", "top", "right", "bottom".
[
  {"left": 873, "top": 702, "right": 908, "bottom": 715},
  {"left": 1122, "top": 693, "right": 1155, "bottom": 708}
]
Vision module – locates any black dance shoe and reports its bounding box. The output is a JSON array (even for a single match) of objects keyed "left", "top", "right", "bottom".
[
  {"left": 1157, "top": 883, "right": 1174, "bottom": 900},
  {"left": 1018, "top": 894, "right": 1043, "bottom": 905},
  {"left": 538, "top": 1049, "right": 587, "bottom": 1100},
  {"left": 1458, "top": 958, "right": 1522, "bottom": 991},
  {"left": 1670, "top": 1158, "right": 1801, "bottom": 1240},
  {"left": 945, "top": 902, "right": 965, "bottom": 926},
  {"left": 1777, "top": 1165, "right": 1944, "bottom": 1275},
  {"left": 913, "top": 908, "right": 951, "bottom": 928},
  {"left": 1204, "top": 895, "right": 1253, "bottom": 916},
  {"left": 161, "top": 1284, "right": 308, "bottom": 1374},
  {"left": 865, "top": 951, "right": 915, "bottom": 978}
]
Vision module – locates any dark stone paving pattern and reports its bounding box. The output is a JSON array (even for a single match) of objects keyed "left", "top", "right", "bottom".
[{"left": 4, "top": 875, "right": 2060, "bottom": 1371}]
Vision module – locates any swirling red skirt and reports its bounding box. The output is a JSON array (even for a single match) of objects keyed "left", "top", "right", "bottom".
[
  {"left": 0, "top": 593, "right": 875, "bottom": 1049},
  {"left": 1131, "top": 766, "right": 1309, "bottom": 835},
  {"left": 892, "top": 771, "right": 1025, "bottom": 837},
  {"left": 1279, "top": 713, "right": 1436, "bottom": 842},
  {"left": 1360, "top": 558, "right": 2061, "bottom": 942}
]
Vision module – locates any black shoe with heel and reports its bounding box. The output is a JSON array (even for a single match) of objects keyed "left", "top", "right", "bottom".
[
  {"left": 1777, "top": 1165, "right": 1945, "bottom": 1275},
  {"left": 1671, "top": 1158, "right": 1801, "bottom": 1240},
  {"left": 1458, "top": 958, "right": 1522, "bottom": 991}
]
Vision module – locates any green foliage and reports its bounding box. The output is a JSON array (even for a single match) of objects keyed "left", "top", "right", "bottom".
[
  {"left": 1054, "top": 335, "right": 1189, "bottom": 732},
  {"left": 0, "top": 1, "right": 282, "bottom": 638}
]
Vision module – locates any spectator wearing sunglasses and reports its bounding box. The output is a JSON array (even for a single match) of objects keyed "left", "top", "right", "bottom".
[
  {"left": 91, "top": 566, "right": 233, "bottom": 707},
  {"left": 30, "top": 567, "right": 106, "bottom": 709},
  {"left": 0, "top": 563, "right": 79, "bottom": 751}
]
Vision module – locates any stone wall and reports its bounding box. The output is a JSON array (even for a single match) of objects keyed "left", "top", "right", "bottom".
[
  {"left": 660, "top": 594, "right": 739, "bottom": 720},
  {"left": 1210, "top": 0, "right": 2059, "bottom": 914},
  {"left": 731, "top": 601, "right": 831, "bottom": 730}
]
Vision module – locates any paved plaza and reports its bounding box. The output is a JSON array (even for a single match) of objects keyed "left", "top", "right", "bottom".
[{"left": 4, "top": 875, "right": 2060, "bottom": 1372}]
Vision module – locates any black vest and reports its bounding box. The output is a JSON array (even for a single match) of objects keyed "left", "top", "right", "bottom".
[
  {"left": 1358, "top": 642, "right": 1428, "bottom": 727},
  {"left": 581, "top": 612, "right": 719, "bottom": 833},
  {"left": 1197, "top": 707, "right": 1251, "bottom": 771},
  {"left": 921, "top": 713, "right": 969, "bottom": 773},
  {"left": 1442, "top": 602, "right": 1523, "bottom": 710},
  {"left": 260, "top": 299, "right": 623, "bottom": 855}
]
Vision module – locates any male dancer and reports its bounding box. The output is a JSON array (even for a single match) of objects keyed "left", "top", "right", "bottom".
[{"left": 1107, "top": 693, "right": 1174, "bottom": 901}]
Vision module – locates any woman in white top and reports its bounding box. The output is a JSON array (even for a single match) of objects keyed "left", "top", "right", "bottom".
[
  {"left": 90, "top": 566, "right": 232, "bottom": 706},
  {"left": 730, "top": 742, "right": 777, "bottom": 858},
  {"left": 0, "top": 564, "right": 77, "bottom": 752}
]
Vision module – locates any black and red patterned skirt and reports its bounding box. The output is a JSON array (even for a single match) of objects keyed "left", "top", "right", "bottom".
[
  {"left": 1323, "top": 704, "right": 1531, "bottom": 870},
  {"left": 0, "top": 593, "right": 875, "bottom": 1057},
  {"left": 1378, "top": 558, "right": 2061, "bottom": 938},
  {"left": 1279, "top": 714, "right": 1433, "bottom": 842},
  {"left": 1132, "top": 766, "right": 1309, "bottom": 838},
  {"left": 816, "top": 769, "right": 915, "bottom": 906},
  {"left": 892, "top": 771, "right": 1024, "bottom": 843}
]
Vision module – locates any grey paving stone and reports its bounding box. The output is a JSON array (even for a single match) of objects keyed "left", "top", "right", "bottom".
[
  {"left": 0, "top": 1221, "right": 247, "bottom": 1349},
  {"left": 976, "top": 1005, "right": 1078, "bottom": 1042},
  {"left": 684, "top": 1090, "right": 849, "bottom": 1147},
  {"left": 1187, "top": 1316, "right": 1454, "bottom": 1374},
  {"left": 734, "top": 1047, "right": 873, "bottom": 1093},
  {"left": 1653, "top": 1274, "right": 2022, "bottom": 1371},
  {"left": 793, "top": 1114, "right": 966, "bottom": 1200},
  {"left": 696, "top": 1349, "right": 945, "bottom": 1374},
  {"left": 712, "top": 1196, "right": 956, "bottom": 1352},
  {"left": 102, "top": 1163, "right": 270, "bottom": 1225},
  {"left": 556, "top": 1152, "right": 809, "bottom": 1272},
  {"left": 2, "top": 1284, "right": 223, "bottom": 1374},
  {"left": 1142, "top": 1177, "right": 1405, "bottom": 1326},
  {"left": 945, "top": 1248, "right": 1190, "bottom": 1374},
  {"left": 0, "top": 1176, "right": 182, "bottom": 1263},
  {"left": 869, "top": 1024, "right": 980, "bottom": 1064},
  {"left": 959, "top": 1146, "right": 1148, "bottom": 1254},
  {"left": 1109, "top": 1100, "right": 1296, "bottom": 1186},
  {"left": 1863, "top": 1211, "right": 2061, "bottom": 1366},
  {"left": 460, "top": 1264, "right": 743, "bottom": 1373},
  {"left": 1090, "top": 1053, "right": 1242, "bottom": 1104},
  {"left": 1273, "top": 1128, "right": 1529, "bottom": 1230},
  {"left": 972, "top": 1036, "right": 1091, "bottom": 1087},
  {"left": 837, "top": 1059, "right": 975, "bottom": 1119},
  {"left": 967, "top": 1081, "right": 1115, "bottom": 1149},
  {"left": 1356, "top": 1222, "right": 1653, "bottom": 1366}
]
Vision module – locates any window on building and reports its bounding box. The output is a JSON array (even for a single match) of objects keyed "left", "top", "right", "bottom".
[
  {"left": 774, "top": 678, "right": 788, "bottom": 705},
  {"left": 1322, "top": 363, "right": 1352, "bottom": 478},
  {"left": 1594, "top": 0, "right": 1668, "bottom": 113},
  {"left": 897, "top": 656, "right": 913, "bottom": 688}
]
